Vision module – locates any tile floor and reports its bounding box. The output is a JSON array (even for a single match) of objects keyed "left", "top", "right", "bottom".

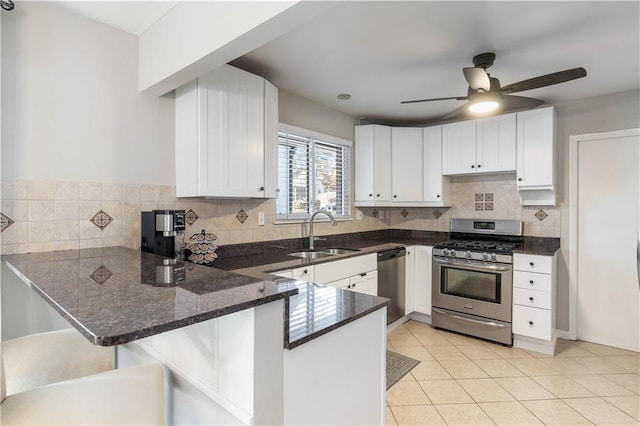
[{"left": 386, "top": 321, "right": 639, "bottom": 425}]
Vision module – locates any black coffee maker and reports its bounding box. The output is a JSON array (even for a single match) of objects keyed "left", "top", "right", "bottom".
[{"left": 141, "top": 210, "right": 186, "bottom": 260}]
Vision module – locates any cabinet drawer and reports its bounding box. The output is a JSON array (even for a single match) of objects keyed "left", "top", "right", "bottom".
[
  {"left": 291, "top": 266, "right": 314, "bottom": 282},
  {"left": 513, "top": 288, "right": 551, "bottom": 310},
  {"left": 513, "top": 305, "right": 552, "bottom": 340},
  {"left": 513, "top": 254, "right": 553, "bottom": 274},
  {"left": 513, "top": 271, "right": 552, "bottom": 292},
  {"left": 313, "top": 254, "right": 377, "bottom": 284}
]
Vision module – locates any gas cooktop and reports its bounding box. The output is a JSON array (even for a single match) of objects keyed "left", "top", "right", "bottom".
[{"left": 435, "top": 239, "right": 520, "bottom": 253}]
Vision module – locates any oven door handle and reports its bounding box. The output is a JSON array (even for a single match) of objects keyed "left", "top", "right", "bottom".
[
  {"left": 434, "top": 258, "right": 511, "bottom": 272},
  {"left": 432, "top": 308, "right": 509, "bottom": 328}
]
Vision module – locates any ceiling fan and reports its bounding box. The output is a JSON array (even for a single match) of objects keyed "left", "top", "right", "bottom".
[{"left": 401, "top": 52, "right": 587, "bottom": 120}]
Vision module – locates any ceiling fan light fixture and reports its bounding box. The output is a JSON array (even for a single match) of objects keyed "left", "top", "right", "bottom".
[{"left": 469, "top": 100, "right": 500, "bottom": 113}]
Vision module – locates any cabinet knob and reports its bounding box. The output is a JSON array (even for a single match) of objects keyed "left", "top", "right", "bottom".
[
  {"left": 477, "top": 164, "right": 482, "bottom": 168},
  {"left": 529, "top": 297, "right": 534, "bottom": 302},
  {"left": 518, "top": 178, "right": 523, "bottom": 181},
  {"left": 303, "top": 269, "right": 308, "bottom": 274},
  {"left": 529, "top": 280, "right": 534, "bottom": 285},
  {"left": 530, "top": 262, "right": 535, "bottom": 266},
  {"left": 471, "top": 165, "right": 475, "bottom": 168},
  {"left": 437, "top": 194, "right": 440, "bottom": 198},
  {"left": 393, "top": 195, "right": 397, "bottom": 198},
  {"left": 377, "top": 194, "right": 380, "bottom": 197},
  {"left": 529, "top": 321, "right": 534, "bottom": 326},
  {"left": 369, "top": 193, "right": 373, "bottom": 197},
  {"left": 259, "top": 186, "right": 265, "bottom": 191},
  {"left": 352, "top": 283, "right": 357, "bottom": 288}
]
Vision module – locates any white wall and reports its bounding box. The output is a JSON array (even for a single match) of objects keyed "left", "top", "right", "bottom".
[{"left": 1, "top": 2, "right": 174, "bottom": 185}]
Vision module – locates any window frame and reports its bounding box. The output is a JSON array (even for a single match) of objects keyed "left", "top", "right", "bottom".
[{"left": 275, "top": 123, "right": 353, "bottom": 223}]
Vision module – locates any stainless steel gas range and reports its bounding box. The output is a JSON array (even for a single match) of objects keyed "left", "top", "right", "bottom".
[{"left": 431, "top": 218, "right": 523, "bottom": 345}]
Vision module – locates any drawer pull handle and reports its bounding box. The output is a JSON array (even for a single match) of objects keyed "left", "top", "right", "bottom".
[
  {"left": 529, "top": 321, "right": 534, "bottom": 326},
  {"left": 529, "top": 280, "right": 534, "bottom": 285},
  {"left": 529, "top": 297, "right": 534, "bottom": 302},
  {"left": 303, "top": 269, "right": 308, "bottom": 274},
  {"left": 529, "top": 262, "right": 534, "bottom": 266}
]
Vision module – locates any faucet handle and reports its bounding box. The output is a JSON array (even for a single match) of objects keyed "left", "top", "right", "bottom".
[{"left": 313, "top": 237, "right": 326, "bottom": 242}]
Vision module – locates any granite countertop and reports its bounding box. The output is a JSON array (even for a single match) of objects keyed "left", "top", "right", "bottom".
[{"left": 2, "top": 247, "right": 299, "bottom": 346}]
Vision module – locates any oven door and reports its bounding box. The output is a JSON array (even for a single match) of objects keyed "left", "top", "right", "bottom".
[{"left": 432, "top": 256, "right": 512, "bottom": 322}]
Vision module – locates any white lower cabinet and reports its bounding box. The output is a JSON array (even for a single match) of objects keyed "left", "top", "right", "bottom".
[
  {"left": 512, "top": 252, "right": 557, "bottom": 355},
  {"left": 405, "top": 246, "right": 433, "bottom": 318},
  {"left": 347, "top": 270, "right": 378, "bottom": 296}
]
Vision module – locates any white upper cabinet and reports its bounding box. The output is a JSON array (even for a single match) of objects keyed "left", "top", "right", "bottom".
[
  {"left": 354, "top": 125, "right": 391, "bottom": 205},
  {"left": 391, "top": 127, "right": 423, "bottom": 203},
  {"left": 422, "top": 126, "right": 450, "bottom": 206},
  {"left": 476, "top": 113, "right": 516, "bottom": 173},
  {"left": 442, "top": 113, "right": 517, "bottom": 175},
  {"left": 516, "top": 107, "right": 556, "bottom": 206},
  {"left": 174, "top": 65, "right": 278, "bottom": 198},
  {"left": 442, "top": 120, "right": 477, "bottom": 175}
]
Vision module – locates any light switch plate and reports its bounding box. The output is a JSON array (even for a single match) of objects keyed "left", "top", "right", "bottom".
[
  {"left": 257, "top": 212, "right": 265, "bottom": 226},
  {"left": 356, "top": 210, "right": 363, "bottom": 220},
  {"left": 378, "top": 210, "right": 385, "bottom": 219},
  {"left": 385, "top": 211, "right": 390, "bottom": 220}
]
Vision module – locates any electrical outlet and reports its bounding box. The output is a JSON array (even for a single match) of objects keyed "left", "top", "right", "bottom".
[
  {"left": 257, "top": 212, "right": 265, "bottom": 226},
  {"left": 378, "top": 210, "right": 384, "bottom": 219},
  {"left": 356, "top": 210, "right": 363, "bottom": 220},
  {"left": 385, "top": 211, "right": 390, "bottom": 220}
]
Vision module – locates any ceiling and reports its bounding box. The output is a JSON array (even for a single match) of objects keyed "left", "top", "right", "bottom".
[{"left": 55, "top": 1, "right": 639, "bottom": 126}]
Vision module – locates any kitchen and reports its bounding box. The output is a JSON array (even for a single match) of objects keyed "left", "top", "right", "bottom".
[{"left": 1, "top": 1, "right": 639, "bottom": 425}]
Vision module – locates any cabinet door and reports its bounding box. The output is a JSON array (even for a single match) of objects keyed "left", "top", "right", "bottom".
[
  {"left": 349, "top": 270, "right": 378, "bottom": 296},
  {"left": 413, "top": 246, "right": 432, "bottom": 315},
  {"left": 391, "top": 127, "right": 423, "bottom": 202},
  {"left": 423, "top": 126, "right": 449, "bottom": 204},
  {"left": 175, "top": 80, "right": 203, "bottom": 197},
  {"left": 327, "top": 277, "right": 351, "bottom": 290},
  {"left": 263, "top": 79, "right": 279, "bottom": 198},
  {"left": 476, "top": 113, "right": 516, "bottom": 173},
  {"left": 374, "top": 126, "right": 392, "bottom": 203},
  {"left": 202, "top": 65, "right": 265, "bottom": 197},
  {"left": 404, "top": 247, "right": 416, "bottom": 314},
  {"left": 516, "top": 107, "right": 555, "bottom": 187},
  {"left": 354, "top": 126, "right": 375, "bottom": 203},
  {"left": 442, "top": 120, "right": 477, "bottom": 175}
]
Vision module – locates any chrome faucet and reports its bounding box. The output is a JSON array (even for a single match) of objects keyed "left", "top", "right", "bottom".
[{"left": 308, "top": 210, "right": 337, "bottom": 250}]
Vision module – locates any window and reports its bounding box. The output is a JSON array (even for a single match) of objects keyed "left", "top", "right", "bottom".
[{"left": 276, "top": 124, "right": 351, "bottom": 221}]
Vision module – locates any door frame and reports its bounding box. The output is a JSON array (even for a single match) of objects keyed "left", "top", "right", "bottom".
[{"left": 568, "top": 128, "right": 640, "bottom": 340}]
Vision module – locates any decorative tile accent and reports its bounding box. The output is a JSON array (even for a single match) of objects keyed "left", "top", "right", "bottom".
[
  {"left": 475, "top": 203, "right": 484, "bottom": 211},
  {"left": 475, "top": 193, "right": 484, "bottom": 201},
  {"left": 400, "top": 209, "right": 409, "bottom": 218},
  {"left": 89, "top": 265, "right": 112, "bottom": 285},
  {"left": 373, "top": 208, "right": 378, "bottom": 219},
  {"left": 432, "top": 209, "right": 442, "bottom": 219},
  {"left": 485, "top": 202, "right": 494, "bottom": 211},
  {"left": 485, "top": 193, "right": 494, "bottom": 202},
  {"left": 535, "top": 209, "right": 548, "bottom": 221},
  {"left": 185, "top": 208, "right": 198, "bottom": 225},
  {"left": 89, "top": 209, "right": 113, "bottom": 230},
  {"left": 236, "top": 209, "right": 248, "bottom": 224},
  {"left": 1, "top": 211, "right": 15, "bottom": 233}
]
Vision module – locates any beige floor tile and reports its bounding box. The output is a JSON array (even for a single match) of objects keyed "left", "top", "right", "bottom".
[
  {"left": 573, "top": 356, "right": 634, "bottom": 374},
  {"left": 604, "top": 396, "right": 640, "bottom": 420},
  {"left": 458, "top": 344, "right": 502, "bottom": 360},
  {"left": 414, "top": 333, "right": 453, "bottom": 347},
  {"left": 393, "top": 345, "right": 435, "bottom": 362},
  {"left": 569, "top": 374, "right": 636, "bottom": 396},
  {"left": 603, "top": 374, "right": 640, "bottom": 394},
  {"left": 563, "top": 397, "right": 638, "bottom": 425},
  {"left": 403, "top": 320, "right": 433, "bottom": 333},
  {"left": 523, "top": 399, "right": 591, "bottom": 425},
  {"left": 575, "top": 341, "right": 639, "bottom": 357},
  {"left": 388, "top": 333, "right": 422, "bottom": 347},
  {"left": 390, "top": 405, "right": 446, "bottom": 426},
  {"left": 494, "top": 377, "right": 556, "bottom": 400},
  {"left": 387, "top": 381, "right": 431, "bottom": 407},
  {"left": 440, "top": 331, "right": 487, "bottom": 346},
  {"left": 508, "top": 358, "right": 562, "bottom": 376},
  {"left": 425, "top": 344, "right": 468, "bottom": 361},
  {"left": 387, "top": 343, "right": 396, "bottom": 352},
  {"left": 434, "top": 403, "right": 494, "bottom": 425},
  {"left": 457, "top": 378, "right": 515, "bottom": 402},
  {"left": 399, "top": 372, "right": 416, "bottom": 383},
  {"left": 556, "top": 342, "right": 597, "bottom": 358},
  {"left": 489, "top": 345, "right": 535, "bottom": 359},
  {"left": 439, "top": 359, "right": 489, "bottom": 379},
  {"left": 385, "top": 406, "right": 398, "bottom": 425},
  {"left": 602, "top": 356, "right": 640, "bottom": 373},
  {"left": 410, "top": 361, "right": 452, "bottom": 380},
  {"left": 418, "top": 379, "right": 473, "bottom": 404},
  {"left": 479, "top": 401, "right": 543, "bottom": 425},
  {"left": 532, "top": 375, "right": 595, "bottom": 398},
  {"left": 539, "top": 357, "right": 597, "bottom": 375},
  {"left": 474, "top": 359, "right": 526, "bottom": 378},
  {"left": 525, "top": 349, "right": 554, "bottom": 358}
]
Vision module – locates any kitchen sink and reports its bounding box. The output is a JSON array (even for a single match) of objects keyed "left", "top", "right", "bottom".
[
  {"left": 287, "top": 247, "right": 360, "bottom": 259},
  {"left": 287, "top": 251, "right": 336, "bottom": 259}
]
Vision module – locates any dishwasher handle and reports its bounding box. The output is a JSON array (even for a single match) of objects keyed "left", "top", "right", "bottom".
[{"left": 377, "top": 247, "right": 407, "bottom": 261}]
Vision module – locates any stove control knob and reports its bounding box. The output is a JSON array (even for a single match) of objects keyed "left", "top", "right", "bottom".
[
  {"left": 482, "top": 252, "right": 489, "bottom": 260},
  {"left": 465, "top": 251, "right": 472, "bottom": 259},
  {"left": 450, "top": 250, "right": 457, "bottom": 257},
  {"left": 490, "top": 253, "right": 497, "bottom": 261},
  {"left": 443, "top": 249, "right": 450, "bottom": 256}
]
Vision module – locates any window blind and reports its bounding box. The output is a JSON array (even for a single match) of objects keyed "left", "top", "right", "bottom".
[{"left": 276, "top": 128, "right": 351, "bottom": 221}]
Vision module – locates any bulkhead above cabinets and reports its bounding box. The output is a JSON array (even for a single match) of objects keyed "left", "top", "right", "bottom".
[{"left": 354, "top": 106, "right": 556, "bottom": 207}]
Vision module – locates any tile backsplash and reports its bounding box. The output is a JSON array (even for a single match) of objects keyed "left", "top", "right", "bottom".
[{"left": 0, "top": 174, "right": 558, "bottom": 255}]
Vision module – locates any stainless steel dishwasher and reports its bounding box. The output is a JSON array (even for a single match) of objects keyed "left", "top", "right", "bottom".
[{"left": 377, "top": 247, "right": 407, "bottom": 324}]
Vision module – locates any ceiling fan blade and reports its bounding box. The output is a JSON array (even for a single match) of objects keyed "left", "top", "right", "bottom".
[
  {"left": 500, "top": 67, "right": 587, "bottom": 94},
  {"left": 499, "top": 95, "right": 545, "bottom": 110},
  {"left": 401, "top": 96, "right": 467, "bottom": 104},
  {"left": 441, "top": 103, "right": 472, "bottom": 120},
  {"left": 463, "top": 67, "right": 491, "bottom": 91}
]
